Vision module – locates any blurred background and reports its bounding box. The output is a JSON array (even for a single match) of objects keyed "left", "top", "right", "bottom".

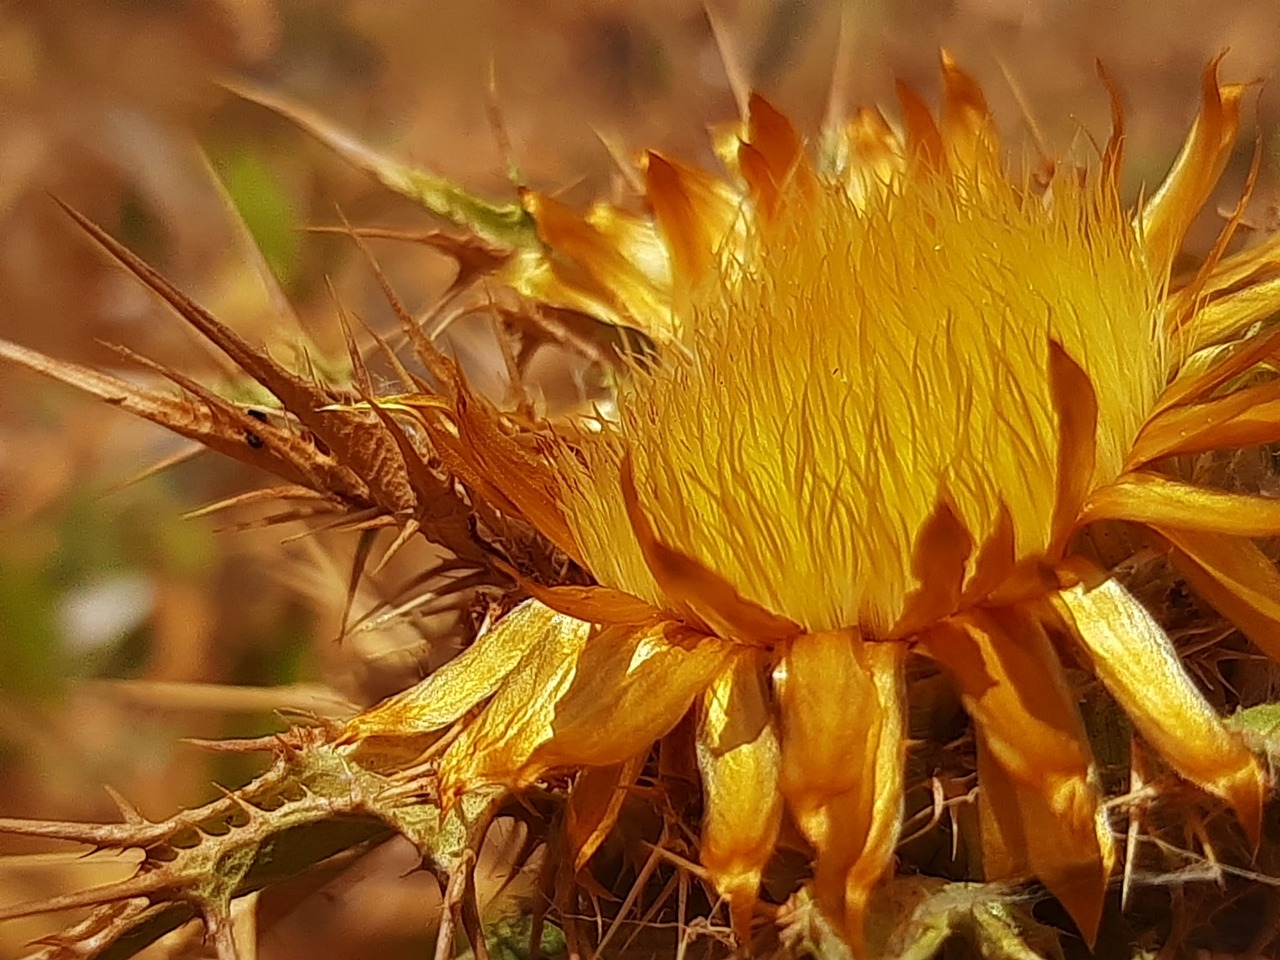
[{"left": 3, "top": 1, "right": 1280, "bottom": 956}]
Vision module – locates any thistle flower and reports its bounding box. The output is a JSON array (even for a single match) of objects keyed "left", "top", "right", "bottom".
[
  {"left": 6, "top": 52, "right": 1280, "bottom": 959},
  {"left": 343, "top": 55, "right": 1280, "bottom": 947}
]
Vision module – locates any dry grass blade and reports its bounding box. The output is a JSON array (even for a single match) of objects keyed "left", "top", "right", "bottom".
[{"left": 224, "top": 79, "right": 539, "bottom": 249}]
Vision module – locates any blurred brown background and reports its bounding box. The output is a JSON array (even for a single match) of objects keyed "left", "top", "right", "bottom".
[{"left": 3, "top": 1, "right": 1280, "bottom": 956}]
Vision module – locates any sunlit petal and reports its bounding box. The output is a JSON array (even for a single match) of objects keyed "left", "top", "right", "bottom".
[
  {"left": 1054, "top": 561, "right": 1264, "bottom": 843},
  {"left": 697, "top": 650, "right": 783, "bottom": 940},
  {"left": 340, "top": 599, "right": 575, "bottom": 743},
  {"left": 1140, "top": 56, "right": 1243, "bottom": 278},
  {"left": 643, "top": 151, "right": 741, "bottom": 290},
  {"left": 1128, "top": 379, "right": 1280, "bottom": 467},
  {"left": 921, "top": 609, "right": 1112, "bottom": 941},
  {"left": 1083, "top": 470, "right": 1280, "bottom": 539},
  {"left": 437, "top": 610, "right": 592, "bottom": 799},
  {"left": 776, "top": 632, "right": 905, "bottom": 949},
  {"left": 531, "top": 620, "right": 730, "bottom": 773},
  {"left": 521, "top": 190, "right": 675, "bottom": 339}
]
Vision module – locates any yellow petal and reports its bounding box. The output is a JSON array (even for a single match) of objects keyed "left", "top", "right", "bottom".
[
  {"left": 440, "top": 618, "right": 729, "bottom": 799},
  {"left": 920, "top": 609, "right": 1112, "bottom": 942},
  {"left": 1128, "top": 380, "right": 1280, "bottom": 467},
  {"left": 435, "top": 608, "right": 591, "bottom": 798},
  {"left": 923, "top": 610, "right": 1095, "bottom": 789},
  {"left": 1179, "top": 225, "right": 1280, "bottom": 313},
  {"left": 1047, "top": 339, "right": 1099, "bottom": 557},
  {"left": 776, "top": 629, "right": 877, "bottom": 825},
  {"left": 501, "top": 574, "right": 663, "bottom": 627},
  {"left": 534, "top": 620, "right": 730, "bottom": 769},
  {"left": 1140, "top": 56, "right": 1243, "bottom": 278},
  {"left": 697, "top": 650, "right": 783, "bottom": 942},
  {"left": 520, "top": 190, "right": 675, "bottom": 339},
  {"left": 837, "top": 106, "right": 904, "bottom": 192},
  {"left": 451, "top": 386, "right": 584, "bottom": 563},
  {"left": 1082, "top": 470, "right": 1280, "bottom": 539},
  {"left": 890, "top": 497, "right": 973, "bottom": 637},
  {"left": 776, "top": 631, "right": 905, "bottom": 950},
  {"left": 1054, "top": 561, "right": 1264, "bottom": 844},
  {"left": 1160, "top": 527, "right": 1280, "bottom": 662},
  {"left": 566, "top": 753, "right": 647, "bottom": 873},
  {"left": 1155, "top": 324, "right": 1280, "bottom": 413},
  {"left": 1179, "top": 274, "right": 1280, "bottom": 352},
  {"left": 340, "top": 599, "right": 570, "bottom": 743},
  {"left": 838, "top": 641, "right": 906, "bottom": 950}
]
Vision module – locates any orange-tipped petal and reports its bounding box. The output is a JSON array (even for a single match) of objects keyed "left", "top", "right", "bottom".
[
  {"left": 643, "top": 152, "right": 741, "bottom": 288},
  {"left": 839, "top": 106, "right": 905, "bottom": 193},
  {"left": 696, "top": 649, "right": 783, "bottom": 942},
  {"left": 1082, "top": 470, "right": 1280, "bottom": 539},
  {"left": 1140, "top": 56, "right": 1244, "bottom": 277},
  {"left": 895, "top": 79, "right": 945, "bottom": 171},
  {"left": 1160, "top": 527, "right": 1280, "bottom": 663},
  {"left": 740, "top": 94, "right": 814, "bottom": 216},
  {"left": 1054, "top": 561, "right": 1264, "bottom": 844},
  {"left": 776, "top": 631, "right": 905, "bottom": 950},
  {"left": 340, "top": 599, "right": 569, "bottom": 743},
  {"left": 921, "top": 609, "right": 1112, "bottom": 943},
  {"left": 939, "top": 50, "right": 994, "bottom": 165},
  {"left": 521, "top": 189, "right": 674, "bottom": 338}
]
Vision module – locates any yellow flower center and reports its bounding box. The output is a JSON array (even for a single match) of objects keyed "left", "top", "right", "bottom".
[{"left": 559, "top": 149, "right": 1164, "bottom": 636}]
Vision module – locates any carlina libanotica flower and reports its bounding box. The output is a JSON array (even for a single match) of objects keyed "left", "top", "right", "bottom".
[{"left": 342, "top": 53, "right": 1280, "bottom": 949}]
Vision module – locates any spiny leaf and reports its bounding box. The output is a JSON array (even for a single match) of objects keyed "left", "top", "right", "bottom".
[
  {"left": 0, "top": 726, "right": 520, "bottom": 960},
  {"left": 6, "top": 201, "right": 499, "bottom": 566},
  {"left": 0, "top": 339, "right": 328, "bottom": 493},
  {"left": 55, "top": 200, "right": 405, "bottom": 509}
]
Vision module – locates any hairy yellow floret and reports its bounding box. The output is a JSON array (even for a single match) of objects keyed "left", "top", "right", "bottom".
[{"left": 561, "top": 148, "right": 1162, "bottom": 635}]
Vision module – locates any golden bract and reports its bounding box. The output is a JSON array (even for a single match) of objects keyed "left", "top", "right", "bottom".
[{"left": 336, "top": 54, "right": 1280, "bottom": 951}]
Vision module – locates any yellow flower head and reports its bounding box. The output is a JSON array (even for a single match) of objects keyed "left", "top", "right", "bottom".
[
  {"left": 340, "top": 54, "right": 1280, "bottom": 951},
  {"left": 560, "top": 99, "right": 1160, "bottom": 638}
]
